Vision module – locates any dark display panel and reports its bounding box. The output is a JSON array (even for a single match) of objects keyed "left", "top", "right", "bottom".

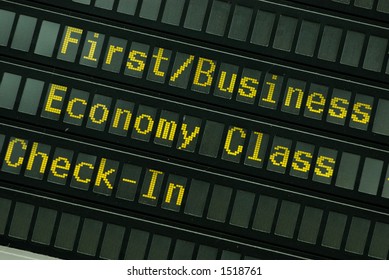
[
  {"left": 1, "top": 3, "right": 389, "bottom": 147},
  {"left": 0, "top": 121, "right": 388, "bottom": 259},
  {"left": 0, "top": 0, "right": 388, "bottom": 260},
  {"left": 279, "top": 0, "right": 389, "bottom": 24},
  {"left": 25, "top": 0, "right": 389, "bottom": 84},
  {"left": 1, "top": 60, "right": 389, "bottom": 210},
  {"left": 0, "top": 184, "right": 306, "bottom": 260}
]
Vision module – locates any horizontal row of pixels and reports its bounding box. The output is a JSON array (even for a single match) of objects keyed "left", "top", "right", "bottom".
[
  {"left": 0, "top": 130, "right": 388, "bottom": 259},
  {"left": 0, "top": 195, "right": 259, "bottom": 260},
  {"left": 1, "top": 13, "right": 388, "bottom": 143},
  {"left": 1, "top": 70, "right": 389, "bottom": 203},
  {"left": 48, "top": 0, "right": 389, "bottom": 79}
]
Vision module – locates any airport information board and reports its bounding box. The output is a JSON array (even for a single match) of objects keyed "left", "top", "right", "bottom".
[{"left": 0, "top": 0, "right": 388, "bottom": 260}]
